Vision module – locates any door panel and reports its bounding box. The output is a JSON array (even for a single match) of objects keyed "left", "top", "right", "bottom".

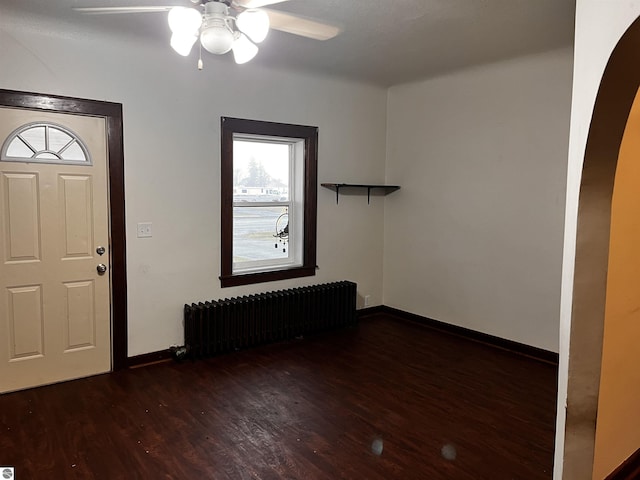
[
  {"left": 0, "top": 107, "right": 111, "bottom": 393},
  {"left": 7, "top": 285, "right": 44, "bottom": 360},
  {"left": 63, "top": 280, "right": 96, "bottom": 351},
  {"left": 2, "top": 172, "right": 41, "bottom": 262},
  {"left": 59, "top": 175, "right": 94, "bottom": 258}
]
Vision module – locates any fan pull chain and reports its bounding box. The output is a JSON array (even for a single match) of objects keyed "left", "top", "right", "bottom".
[{"left": 198, "top": 43, "right": 203, "bottom": 70}]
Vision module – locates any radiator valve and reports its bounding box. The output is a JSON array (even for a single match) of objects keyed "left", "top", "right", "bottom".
[{"left": 170, "top": 345, "right": 189, "bottom": 362}]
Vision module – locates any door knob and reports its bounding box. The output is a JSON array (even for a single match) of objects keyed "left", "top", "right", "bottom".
[
  {"left": 96, "top": 246, "right": 105, "bottom": 255},
  {"left": 97, "top": 264, "right": 107, "bottom": 275}
]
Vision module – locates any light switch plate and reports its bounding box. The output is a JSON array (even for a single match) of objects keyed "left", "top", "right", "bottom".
[{"left": 137, "top": 222, "right": 152, "bottom": 238}]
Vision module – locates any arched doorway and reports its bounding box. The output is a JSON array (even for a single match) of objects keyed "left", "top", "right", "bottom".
[{"left": 562, "top": 14, "right": 640, "bottom": 479}]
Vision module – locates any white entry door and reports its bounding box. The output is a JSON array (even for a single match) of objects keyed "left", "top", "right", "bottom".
[{"left": 0, "top": 107, "right": 111, "bottom": 393}]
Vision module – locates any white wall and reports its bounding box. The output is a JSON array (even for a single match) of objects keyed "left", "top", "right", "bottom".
[
  {"left": 555, "top": 2, "right": 640, "bottom": 478},
  {"left": 0, "top": 8, "right": 388, "bottom": 356},
  {"left": 384, "top": 48, "right": 573, "bottom": 353}
]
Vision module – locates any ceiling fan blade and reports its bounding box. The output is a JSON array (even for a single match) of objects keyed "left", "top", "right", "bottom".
[
  {"left": 263, "top": 9, "right": 341, "bottom": 41},
  {"left": 234, "top": 0, "right": 290, "bottom": 8},
  {"left": 73, "top": 6, "right": 174, "bottom": 14}
]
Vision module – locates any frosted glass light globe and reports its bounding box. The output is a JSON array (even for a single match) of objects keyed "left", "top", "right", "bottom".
[
  {"left": 170, "top": 33, "right": 198, "bottom": 56},
  {"left": 232, "top": 32, "right": 259, "bottom": 64},
  {"left": 236, "top": 9, "right": 269, "bottom": 43},
  {"left": 168, "top": 7, "right": 202, "bottom": 35}
]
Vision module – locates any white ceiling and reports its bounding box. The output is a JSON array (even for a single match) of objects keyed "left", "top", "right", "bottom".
[{"left": 2, "top": 0, "right": 576, "bottom": 86}]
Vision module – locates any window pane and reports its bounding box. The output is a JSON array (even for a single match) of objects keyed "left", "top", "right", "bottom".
[
  {"left": 233, "top": 140, "right": 289, "bottom": 202},
  {"left": 48, "top": 127, "right": 73, "bottom": 153},
  {"left": 233, "top": 206, "right": 290, "bottom": 265},
  {"left": 20, "top": 126, "right": 46, "bottom": 152},
  {"left": 6, "top": 137, "right": 34, "bottom": 158},
  {"left": 35, "top": 152, "right": 59, "bottom": 159},
  {"left": 62, "top": 141, "right": 88, "bottom": 161}
]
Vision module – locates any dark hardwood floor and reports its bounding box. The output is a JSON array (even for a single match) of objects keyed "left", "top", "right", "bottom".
[{"left": 0, "top": 313, "right": 558, "bottom": 479}]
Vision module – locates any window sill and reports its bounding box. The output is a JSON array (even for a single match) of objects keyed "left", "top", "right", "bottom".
[{"left": 220, "top": 265, "right": 316, "bottom": 288}]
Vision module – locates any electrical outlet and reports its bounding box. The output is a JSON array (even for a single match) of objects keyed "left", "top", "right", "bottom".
[
  {"left": 364, "top": 295, "right": 371, "bottom": 307},
  {"left": 137, "top": 222, "right": 152, "bottom": 238}
]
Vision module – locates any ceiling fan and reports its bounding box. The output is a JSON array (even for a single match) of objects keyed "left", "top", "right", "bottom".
[{"left": 74, "top": 0, "right": 341, "bottom": 67}]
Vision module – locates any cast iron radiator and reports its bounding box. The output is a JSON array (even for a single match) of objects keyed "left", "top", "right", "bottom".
[{"left": 184, "top": 281, "right": 357, "bottom": 358}]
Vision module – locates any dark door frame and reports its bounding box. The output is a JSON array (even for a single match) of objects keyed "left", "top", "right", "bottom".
[{"left": 0, "top": 89, "right": 128, "bottom": 370}]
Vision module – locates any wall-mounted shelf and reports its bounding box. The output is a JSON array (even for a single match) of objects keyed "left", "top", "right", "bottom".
[{"left": 321, "top": 183, "right": 401, "bottom": 204}]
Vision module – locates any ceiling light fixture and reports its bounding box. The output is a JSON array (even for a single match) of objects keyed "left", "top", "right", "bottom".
[
  {"left": 75, "top": 0, "right": 343, "bottom": 70},
  {"left": 168, "top": 1, "right": 269, "bottom": 66}
]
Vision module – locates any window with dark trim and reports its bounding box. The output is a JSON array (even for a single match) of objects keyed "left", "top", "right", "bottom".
[{"left": 220, "top": 117, "right": 318, "bottom": 287}]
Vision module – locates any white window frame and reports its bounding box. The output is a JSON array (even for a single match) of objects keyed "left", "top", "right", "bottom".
[{"left": 231, "top": 134, "right": 305, "bottom": 274}]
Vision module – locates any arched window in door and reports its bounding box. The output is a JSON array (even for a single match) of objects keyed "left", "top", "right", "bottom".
[{"left": 1, "top": 122, "right": 91, "bottom": 165}]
